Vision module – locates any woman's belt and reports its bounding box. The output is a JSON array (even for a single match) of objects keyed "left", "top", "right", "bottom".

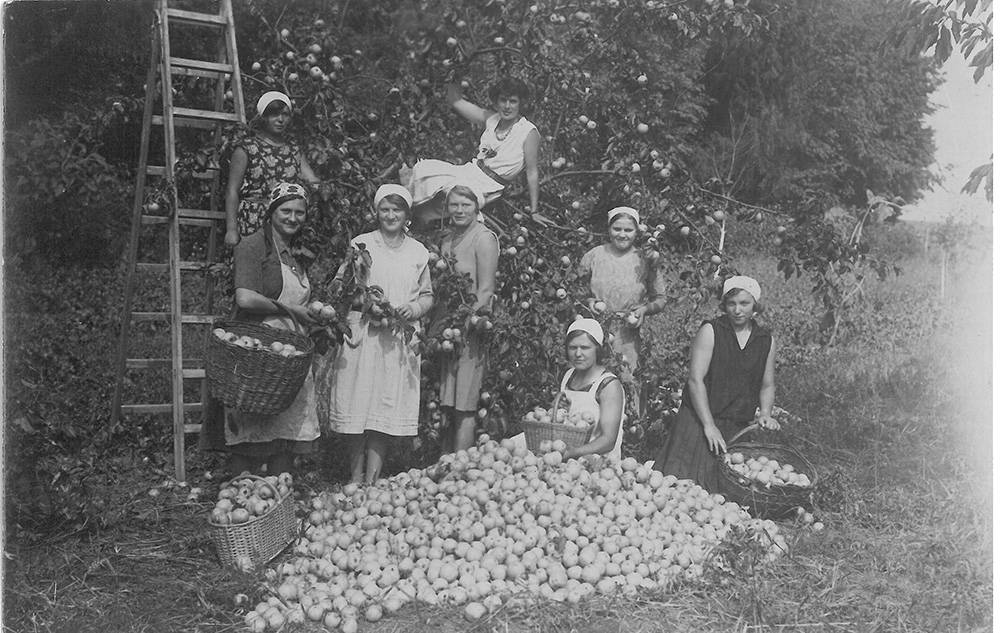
[{"left": 476, "top": 159, "right": 512, "bottom": 187}]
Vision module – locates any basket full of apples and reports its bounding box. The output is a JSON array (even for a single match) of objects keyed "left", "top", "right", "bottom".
[
  {"left": 209, "top": 473, "right": 298, "bottom": 570},
  {"left": 205, "top": 319, "right": 314, "bottom": 415},
  {"left": 521, "top": 405, "right": 593, "bottom": 454}
]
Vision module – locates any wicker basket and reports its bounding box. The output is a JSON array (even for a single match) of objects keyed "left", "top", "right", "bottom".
[
  {"left": 717, "top": 433, "right": 817, "bottom": 519},
  {"left": 523, "top": 419, "right": 591, "bottom": 454},
  {"left": 206, "top": 319, "right": 314, "bottom": 415},
  {"left": 209, "top": 475, "right": 299, "bottom": 569}
]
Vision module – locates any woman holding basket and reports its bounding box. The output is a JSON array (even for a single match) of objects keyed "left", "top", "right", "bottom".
[
  {"left": 212, "top": 182, "right": 320, "bottom": 476},
  {"left": 326, "top": 185, "right": 434, "bottom": 484},
  {"left": 652, "top": 276, "right": 779, "bottom": 493}
]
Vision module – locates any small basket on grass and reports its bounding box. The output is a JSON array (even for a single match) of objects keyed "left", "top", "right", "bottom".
[
  {"left": 206, "top": 318, "right": 313, "bottom": 415},
  {"left": 209, "top": 474, "right": 298, "bottom": 570},
  {"left": 521, "top": 407, "right": 592, "bottom": 454},
  {"left": 717, "top": 424, "right": 817, "bottom": 520}
]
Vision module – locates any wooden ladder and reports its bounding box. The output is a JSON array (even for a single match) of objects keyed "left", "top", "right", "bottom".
[{"left": 111, "top": 0, "right": 246, "bottom": 482}]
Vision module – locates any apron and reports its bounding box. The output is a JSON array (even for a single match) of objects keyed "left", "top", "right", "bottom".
[
  {"left": 224, "top": 248, "right": 320, "bottom": 446},
  {"left": 558, "top": 369, "right": 625, "bottom": 461}
]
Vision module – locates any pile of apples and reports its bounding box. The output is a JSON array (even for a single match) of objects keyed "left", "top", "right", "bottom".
[
  {"left": 241, "top": 437, "right": 786, "bottom": 632},
  {"left": 722, "top": 452, "right": 812, "bottom": 488},
  {"left": 209, "top": 472, "right": 293, "bottom": 526},
  {"left": 213, "top": 328, "right": 306, "bottom": 358},
  {"left": 522, "top": 406, "right": 594, "bottom": 430}
]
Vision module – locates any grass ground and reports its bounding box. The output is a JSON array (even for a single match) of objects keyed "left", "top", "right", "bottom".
[{"left": 3, "top": 243, "right": 992, "bottom": 633}]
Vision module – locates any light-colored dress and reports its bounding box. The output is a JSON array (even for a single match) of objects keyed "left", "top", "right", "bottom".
[
  {"left": 327, "top": 231, "right": 432, "bottom": 436},
  {"left": 224, "top": 240, "right": 320, "bottom": 450},
  {"left": 409, "top": 114, "right": 537, "bottom": 210},
  {"left": 438, "top": 222, "right": 500, "bottom": 411},
  {"left": 578, "top": 244, "right": 666, "bottom": 369},
  {"left": 557, "top": 369, "right": 625, "bottom": 460}
]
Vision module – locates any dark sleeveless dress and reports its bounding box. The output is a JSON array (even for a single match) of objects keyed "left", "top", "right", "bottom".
[{"left": 652, "top": 316, "right": 772, "bottom": 493}]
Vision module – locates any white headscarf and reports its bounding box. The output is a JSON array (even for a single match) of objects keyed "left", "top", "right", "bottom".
[
  {"left": 567, "top": 318, "right": 605, "bottom": 346},
  {"left": 373, "top": 184, "right": 413, "bottom": 209},
  {"left": 607, "top": 206, "right": 640, "bottom": 227},
  {"left": 722, "top": 275, "right": 762, "bottom": 302},
  {"left": 255, "top": 91, "right": 292, "bottom": 116}
]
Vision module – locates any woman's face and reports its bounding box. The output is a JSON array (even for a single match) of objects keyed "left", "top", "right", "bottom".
[
  {"left": 262, "top": 106, "right": 291, "bottom": 136},
  {"left": 566, "top": 333, "right": 599, "bottom": 371},
  {"left": 447, "top": 193, "right": 478, "bottom": 228},
  {"left": 270, "top": 198, "right": 307, "bottom": 239},
  {"left": 608, "top": 217, "right": 638, "bottom": 252},
  {"left": 377, "top": 198, "right": 408, "bottom": 235},
  {"left": 724, "top": 290, "right": 757, "bottom": 326},
  {"left": 495, "top": 94, "right": 522, "bottom": 121}
]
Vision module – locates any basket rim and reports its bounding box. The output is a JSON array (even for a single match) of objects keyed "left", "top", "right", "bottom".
[
  {"left": 522, "top": 418, "right": 591, "bottom": 434},
  {"left": 723, "top": 441, "right": 817, "bottom": 477},
  {"left": 210, "top": 320, "right": 314, "bottom": 354}
]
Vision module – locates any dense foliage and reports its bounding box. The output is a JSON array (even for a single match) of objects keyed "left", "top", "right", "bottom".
[{"left": 4, "top": 0, "right": 945, "bottom": 529}]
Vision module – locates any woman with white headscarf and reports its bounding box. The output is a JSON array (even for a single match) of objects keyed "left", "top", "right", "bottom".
[
  {"left": 224, "top": 91, "right": 319, "bottom": 246},
  {"left": 653, "top": 276, "right": 780, "bottom": 493},
  {"left": 326, "top": 184, "right": 434, "bottom": 484}
]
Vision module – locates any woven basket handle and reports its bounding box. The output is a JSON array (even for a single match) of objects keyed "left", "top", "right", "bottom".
[
  {"left": 729, "top": 423, "right": 760, "bottom": 445},
  {"left": 269, "top": 300, "right": 308, "bottom": 336}
]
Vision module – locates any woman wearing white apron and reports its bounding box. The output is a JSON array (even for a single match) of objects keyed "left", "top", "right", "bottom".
[
  {"left": 222, "top": 182, "right": 320, "bottom": 476},
  {"left": 555, "top": 319, "right": 626, "bottom": 460}
]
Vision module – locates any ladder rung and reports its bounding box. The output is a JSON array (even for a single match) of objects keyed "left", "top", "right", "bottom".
[
  {"left": 126, "top": 358, "right": 205, "bottom": 369},
  {"left": 172, "top": 107, "right": 241, "bottom": 123},
  {"left": 120, "top": 402, "right": 204, "bottom": 415},
  {"left": 147, "top": 166, "right": 217, "bottom": 179},
  {"left": 131, "top": 312, "right": 218, "bottom": 324},
  {"left": 183, "top": 368, "right": 207, "bottom": 379},
  {"left": 166, "top": 8, "right": 227, "bottom": 26},
  {"left": 178, "top": 208, "right": 226, "bottom": 220},
  {"left": 170, "top": 56, "right": 234, "bottom": 75},
  {"left": 184, "top": 423, "right": 203, "bottom": 434},
  {"left": 135, "top": 261, "right": 212, "bottom": 272},
  {"left": 152, "top": 114, "right": 219, "bottom": 129},
  {"left": 142, "top": 215, "right": 169, "bottom": 225}
]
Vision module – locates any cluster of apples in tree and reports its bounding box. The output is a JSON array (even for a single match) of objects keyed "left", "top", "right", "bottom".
[
  {"left": 209, "top": 473, "right": 293, "bottom": 526},
  {"left": 522, "top": 406, "right": 594, "bottom": 431},
  {"left": 239, "top": 436, "right": 788, "bottom": 631},
  {"left": 722, "top": 452, "right": 813, "bottom": 488},
  {"left": 213, "top": 328, "right": 306, "bottom": 358}
]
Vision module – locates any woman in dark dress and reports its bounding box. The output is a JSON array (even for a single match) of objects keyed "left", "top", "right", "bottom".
[{"left": 653, "top": 276, "right": 779, "bottom": 493}]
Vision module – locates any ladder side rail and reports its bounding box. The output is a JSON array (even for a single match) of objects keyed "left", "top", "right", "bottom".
[
  {"left": 158, "top": 0, "right": 188, "bottom": 483},
  {"left": 111, "top": 23, "right": 163, "bottom": 429},
  {"left": 222, "top": 0, "right": 246, "bottom": 124}
]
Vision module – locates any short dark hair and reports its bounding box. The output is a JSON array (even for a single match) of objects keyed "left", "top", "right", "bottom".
[
  {"left": 719, "top": 287, "right": 764, "bottom": 314},
  {"left": 488, "top": 77, "right": 532, "bottom": 114},
  {"left": 565, "top": 330, "right": 605, "bottom": 361},
  {"left": 447, "top": 185, "right": 480, "bottom": 209}
]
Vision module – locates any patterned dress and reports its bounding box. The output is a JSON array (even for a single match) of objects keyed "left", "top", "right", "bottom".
[
  {"left": 578, "top": 244, "right": 666, "bottom": 369},
  {"left": 653, "top": 317, "right": 773, "bottom": 493},
  {"left": 236, "top": 135, "right": 304, "bottom": 235}
]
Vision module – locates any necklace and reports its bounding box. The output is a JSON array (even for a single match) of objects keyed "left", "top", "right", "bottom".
[
  {"left": 381, "top": 231, "right": 406, "bottom": 249},
  {"left": 495, "top": 122, "right": 513, "bottom": 141}
]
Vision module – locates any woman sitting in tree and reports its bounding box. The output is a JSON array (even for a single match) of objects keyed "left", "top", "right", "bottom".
[{"left": 401, "top": 77, "right": 541, "bottom": 223}]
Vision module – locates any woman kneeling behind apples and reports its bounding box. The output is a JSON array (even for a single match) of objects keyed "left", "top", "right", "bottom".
[
  {"left": 437, "top": 185, "right": 500, "bottom": 454},
  {"left": 653, "top": 276, "right": 779, "bottom": 493},
  {"left": 578, "top": 206, "right": 667, "bottom": 406},
  {"left": 202, "top": 182, "right": 320, "bottom": 476},
  {"left": 544, "top": 319, "right": 626, "bottom": 460}
]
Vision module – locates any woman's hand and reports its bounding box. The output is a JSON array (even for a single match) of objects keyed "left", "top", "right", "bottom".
[
  {"left": 756, "top": 413, "right": 781, "bottom": 431},
  {"left": 395, "top": 303, "right": 417, "bottom": 320},
  {"left": 225, "top": 229, "right": 241, "bottom": 247},
  {"left": 703, "top": 422, "right": 727, "bottom": 455},
  {"left": 445, "top": 83, "right": 463, "bottom": 105},
  {"left": 283, "top": 303, "right": 317, "bottom": 326},
  {"left": 627, "top": 305, "right": 648, "bottom": 328}
]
